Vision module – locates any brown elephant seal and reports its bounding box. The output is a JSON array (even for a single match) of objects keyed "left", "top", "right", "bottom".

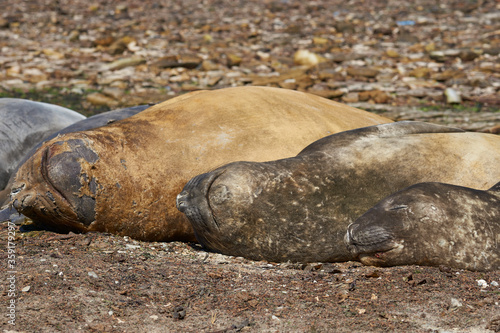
[
  {"left": 345, "top": 182, "right": 500, "bottom": 272},
  {"left": 176, "top": 121, "right": 500, "bottom": 263},
  {"left": 10, "top": 86, "right": 391, "bottom": 242}
]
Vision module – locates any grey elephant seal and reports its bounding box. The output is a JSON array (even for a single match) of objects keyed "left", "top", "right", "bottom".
[
  {"left": 10, "top": 86, "right": 391, "bottom": 242},
  {"left": 0, "top": 98, "right": 85, "bottom": 192},
  {"left": 177, "top": 121, "right": 500, "bottom": 263},
  {"left": 0, "top": 105, "right": 150, "bottom": 223},
  {"left": 345, "top": 182, "right": 500, "bottom": 272}
]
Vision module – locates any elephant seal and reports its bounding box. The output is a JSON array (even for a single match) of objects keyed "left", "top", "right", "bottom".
[
  {"left": 345, "top": 182, "right": 500, "bottom": 272},
  {"left": 176, "top": 121, "right": 500, "bottom": 263},
  {"left": 0, "top": 98, "right": 85, "bottom": 192},
  {"left": 0, "top": 105, "right": 151, "bottom": 222},
  {"left": 10, "top": 86, "right": 392, "bottom": 242}
]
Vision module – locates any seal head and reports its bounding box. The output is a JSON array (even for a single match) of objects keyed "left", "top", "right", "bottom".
[{"left": 345, "top": 182, "right": 500, "bottom": 271}]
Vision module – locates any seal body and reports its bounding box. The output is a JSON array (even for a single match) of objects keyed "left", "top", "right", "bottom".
[
  {"left": 10, "top": 86, "right": 391, "bottom": 241},
  {"left": 345, "top": 182, "right": 500, "bottom": 271},
  {"left": 176, "top": 122, "right": 500, "bottom": 263},
  {"left": 0, "top": 98, "right": 85, "bottom": 191}
]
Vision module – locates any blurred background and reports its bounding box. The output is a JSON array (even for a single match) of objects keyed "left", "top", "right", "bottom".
[{"left": 1, "top": 0, "right": 499, "bottom": 131}]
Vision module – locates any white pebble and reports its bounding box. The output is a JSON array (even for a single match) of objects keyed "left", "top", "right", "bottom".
[
  {"left": 476, "top": 279, "right": 488, "bottom": 288},
  {"left": 491, "top": 281, "right": 499, "bottom": 287}
]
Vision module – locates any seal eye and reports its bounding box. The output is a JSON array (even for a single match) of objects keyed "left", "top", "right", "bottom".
[{"left": 389, "top": 205, "right": 408, "bottom": 211}]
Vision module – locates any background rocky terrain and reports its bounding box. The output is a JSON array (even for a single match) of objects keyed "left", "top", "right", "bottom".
[{"left": 1, "top": 0, "right": 499, "bottom": 332}]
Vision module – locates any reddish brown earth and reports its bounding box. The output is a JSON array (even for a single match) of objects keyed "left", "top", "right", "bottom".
[{"left": 1, "top": 223, "right": 499, "bottom": 332}]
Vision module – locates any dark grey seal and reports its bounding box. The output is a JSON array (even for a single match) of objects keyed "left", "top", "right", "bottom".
[
  {"left": 176, "top": 121, "right": 500, "bottom": 263},
  {"left": 345, "top": 182, "right": 500, "bottom": 272}
]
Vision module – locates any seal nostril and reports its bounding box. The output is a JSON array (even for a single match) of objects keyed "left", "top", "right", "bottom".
[{"left": 176, "top": 191, "right": 188, "bottom": 212}]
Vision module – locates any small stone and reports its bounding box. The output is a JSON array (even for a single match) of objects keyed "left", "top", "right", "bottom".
[
  {"left": 86, "top": 92, "right": 119, "bottom": 107},
  {"left": 308, "top": 88, "right": 344, "bottom": 99},
  {"left": 102, "top": 87, "right": 125, "bottom": 100},
  {"left": 409, "top": 67, "right": 432, "bottom": 79},
  {"left": 459, "top": 49, "right": 479, "bottom": 61},
  {"left": 346, "top": 67, "right": 379, "bottom": 78},
  {"left": 106, "top": 57, "right": 146, "bottom": 71},
  {"left": 491, "top": 281, "right": 499, "bottom": 287},
  {"left": 450, "top": 298, "right": 462, "bottom": 309},
  {"left": 476, "top": 279, "right": 488, "bottom": 288},
  {"left": 313, "top": 37, "right": 329, "bottom": 45},
  {"left": 371, "top": 90, "right": 390, "bottom": 104},
  {"left": 88, "top": 271, "right": 98, "bottom": 279},
  {"left": 153, "top": 55, "right": 202, "bottom": 69},
  {"left": 293, "top": 49, "right": 324, "bottom": 67},
  {"left": 23, "top": 68, "right": 48, "bottom": 83},
  {"left": 358, "top": 91, "right": 372, "bottom": 102},
  {"left": 386, "top": 49, "right": 399, "bottom": 58},
  {"left": 21, "top": 286, "right": 31, "bottom": 292},
  {"left": 172, "top": 306, "right": 186, "bottom": 320},
  {"left": 429, "top": 51, "right": 446, "bottom": 62},
  {"left": 108, "top": 36, "right": 136, "bottom": 55},
  {"left": 201, "top": 60, "right": 219, "bottom": 71},
  {"left": 342, "top": 92, "right": 359, "bottom": 103},
  {"left": 42, "top": 49, "right": 64, "bottom": 60},
  {"left": 226, "top": 53, "right": 242, "bottom": 67},
  {"left": 444, "top": 88, "right": 461, "bottom": 104}
]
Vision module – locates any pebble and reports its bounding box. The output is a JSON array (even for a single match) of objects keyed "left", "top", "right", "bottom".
[
  {"left": 476, "top": 279, "right": 488, "bottom": 288},
  {"left": 444, "top": 88, "right": 461, "bottom": 104},
  {"left": 88, "top": 271, "right": 98, "bottom": 279},
  {"left": 449, "top": 298, "right": 462, "bottom": 309},
  {"left": 0, "top": 0, "right": 497, "bottom": 133}
]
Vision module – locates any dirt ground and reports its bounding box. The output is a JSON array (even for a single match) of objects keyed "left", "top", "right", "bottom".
[{"left": 1, "top": 222, "right": 499, "bottom": 333}]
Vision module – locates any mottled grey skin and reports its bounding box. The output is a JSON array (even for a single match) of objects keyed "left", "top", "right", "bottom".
[
  {"left": 345, "top": 182, "right": 500, "bottom": 272},
  {"left": 177, "top": 121, "right": 500, "bottom": 263},
  {"left": 0, "top": 98, "right": 85, "bottom": 191},
  {"left": 0, "top": 105, "right": 151, "bottom": 222}
]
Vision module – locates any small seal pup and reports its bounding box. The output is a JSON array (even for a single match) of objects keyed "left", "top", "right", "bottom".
[
  {"left": 0, "top": 98, "right": 85, "bottom": 191},
  {"left": 10, "top": 86, "right": 391, "bottom": 241},
  {"left": 345, "top": 182, "right": 500, "bottom": 272},
  {"left": 177, "top": 121, "right": 500, "bottom": 263}
]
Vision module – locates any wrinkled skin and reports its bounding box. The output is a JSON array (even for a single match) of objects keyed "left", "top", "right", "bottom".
[
  {"left": 11, "top": 86, "right": 392, "bottom": 242},
  {"left": 177, "top": 122, "right": 500, "bottom": 263},
  {"left": 345, "top": 182, "right": 500, "bottom": 272}
]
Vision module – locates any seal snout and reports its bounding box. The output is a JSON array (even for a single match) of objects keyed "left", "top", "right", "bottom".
[
  {"left": 345, "top": 219, "right": 395, "bottom": 256},
  {"left": 177, "top": 171, "right": 224, "bottom": 231}
]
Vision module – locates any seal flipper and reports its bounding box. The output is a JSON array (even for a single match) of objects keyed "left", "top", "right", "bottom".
[{"left": 298, "top": 121, "right": 464, "bottom": 155}]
